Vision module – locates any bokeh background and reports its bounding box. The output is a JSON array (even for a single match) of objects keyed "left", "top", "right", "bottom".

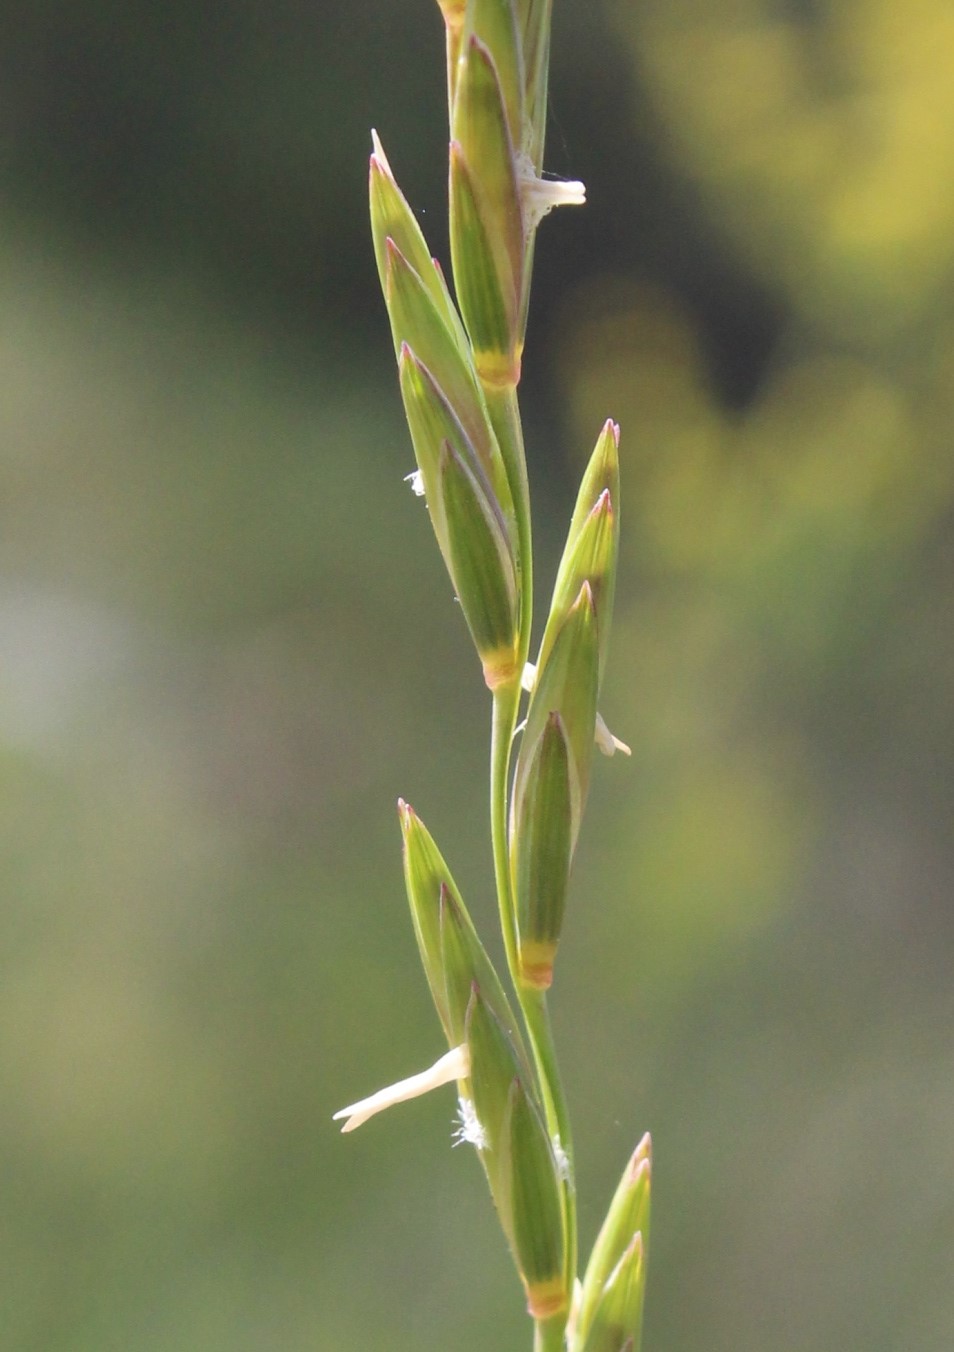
[{"left": 2, "top": 1, "right": 953, "bottom": 1349}]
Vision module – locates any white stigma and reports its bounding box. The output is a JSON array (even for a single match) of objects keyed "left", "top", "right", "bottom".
[
  {"left": 405, "top": 469, "right": 425, "bottom": 497},
  {"left": 334, "top": 1044, "right": 470, "bottom": 1133},
  {"left": 595, "top": 712, "right": 632, "bottom": 757},
  {"left": 552, "top": 1134, "right": 572, "bottom": 1183},
  {"left": 517, "top": 155, "right": 587, "bottom": 234},
  {"left": 453, "top": 1095, "right": 488, "bottom": 1151}
]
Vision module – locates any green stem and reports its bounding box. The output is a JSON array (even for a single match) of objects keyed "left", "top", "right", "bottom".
[
  {"left": 485, "top": 379, "right": 532, "bottom": 1000},
  {"left": 484, "top": 381, "right": 578, "bottom": 1319},
  {"left": 490, "top": 676, "right": 523, "bottom": 986},
  {"left": 534, "top": 1312, "right": 567, "bottom": 1352}
]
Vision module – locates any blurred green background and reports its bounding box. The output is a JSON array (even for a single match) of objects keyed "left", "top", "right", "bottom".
[{"left": 2, "top": 1, "right": 953, "bottom": 1349}]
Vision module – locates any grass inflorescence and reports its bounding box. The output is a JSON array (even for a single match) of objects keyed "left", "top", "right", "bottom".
[{"left": 337, "top": 6, "right": 649, "bottom": 1350}]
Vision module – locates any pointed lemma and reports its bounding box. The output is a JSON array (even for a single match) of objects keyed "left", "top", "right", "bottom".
[
  {"left": 576, "top": 1134, "right": 651, "bottom": 1350},
  {"left": 459, "top": 0, "right": 524, "bottom": 145},
  {"left": 369, "top": 133, "right": 467, "bottom": 353},
  {"left": 509, "top": 586, "right": 599, "bottom": 989},
  {"left": 501, "top": 1076, "right": 568, "bottom": 1320},
  {"left": 383, "top": 240, "right": 491, "bottom": 461},
  {"left": 399, "top": 801, "right": 527, "bottom": 1053},
  {"left": 450, "top": 35, "right": 524, "bottom": 386},
  {"left": 464, "top": 983, "right": 535, "bottom": 1195},
  {"left": 511, "top": 710, "right": 578, "bottom": 989},
  {"left": 396, "top": 345, "right": 520, "bottom": 686},
  {"left": 538, "top": 419, "right": 619, "bottom": 681},
  {"left": 577, "top": 1233, "right": 646, "bottom": 1352},
  {"left": 567, "top": 420, "right": 620, "bottom": 546},
  {"left": 449, "top": 141, "right": 518, "bottom": 381},
  {"left": 520, "top": 580, "right": 600, "bottom": 810},
  {"left": 438, "top": 440, "right": 521, "bottom": 688},
  {"left": 370, "top": 133, "right": 516, "bottom": 518},
  {"left": 397, "top": 342, "right": 515, "bottom": 544}
]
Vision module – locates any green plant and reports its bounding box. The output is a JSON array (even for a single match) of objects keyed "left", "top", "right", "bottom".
[{"left": 335, "top": 5, "right": 649, "bottom": 1349}]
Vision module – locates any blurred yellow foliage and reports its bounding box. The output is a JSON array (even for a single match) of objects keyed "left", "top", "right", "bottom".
[{"left": 613, "top": 0, "right": 954, "bottom": 330}]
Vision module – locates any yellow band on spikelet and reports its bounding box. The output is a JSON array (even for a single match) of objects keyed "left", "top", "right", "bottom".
[
  {"left": 481, "top": 646, "right": 522, "bottom": 692},
  {"left": 524, "top": 1275, "right": 569, "bottom": 1320},
  {"left": 518, "top": 939, "right": 557, "bottom": 991},
  {"left": 474, "top": 347, "right": 522, "bottom": 390}
]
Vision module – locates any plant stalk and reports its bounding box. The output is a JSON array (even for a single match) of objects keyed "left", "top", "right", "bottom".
[
  {"left": 534, "top": 1312, "right": 567, "bottom": 1352},
  {"left": 486, "top": 381, "right": 578, "bottom": 1333},
  {"left": 486, "top": 378, "right": 533, "bottom": 1001},
  {"left": 490, "top": 675, "right": 523, "bottom": 985}
]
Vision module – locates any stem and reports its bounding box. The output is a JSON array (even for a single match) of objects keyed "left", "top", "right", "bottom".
[
  {"left": 490, "top": 676, "right": 523, "bottom": 987},
  {"left": 485, "top": 378, "right": 533, "bottom": 1004},
  {"left": 485, "top": 381, "right": 578, "bottom": 1317},
  {"left": 534, "top": 1312, "right": 567, "bottom": 1352}
]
